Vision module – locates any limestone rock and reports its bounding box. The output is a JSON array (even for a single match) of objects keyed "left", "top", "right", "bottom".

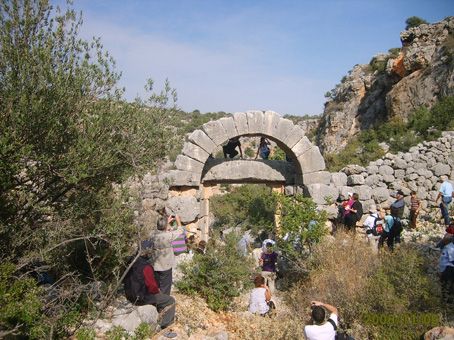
[
  {"left": 424, "top": 326, "right": 454, "bottom": 340},
  {"left": 305, "top": 184, "right": 339, "bottom": 205},
  {"left": 341, "top": 164, "right": 366, "bottom": 175},
  {"left": 167, "top": 196, "right": 200, "bottom": 223},
  {"left": 432, "top": 163, "right": 451, "bottom": 177},
  {"left": 331, "top": 172, "right": 348, "bottom": 186}
]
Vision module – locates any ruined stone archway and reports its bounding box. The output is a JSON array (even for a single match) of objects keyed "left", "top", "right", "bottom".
[{"left": 163, "top": 110, "right": 327, "bottom": 240}]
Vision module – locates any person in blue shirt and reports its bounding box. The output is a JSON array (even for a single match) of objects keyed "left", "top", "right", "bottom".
[
  {"left": 436, "top": 176, "right": 454, "bottom": 225},
  {"left": 378, "top": 210, "right": 398, "bottom": 250}
]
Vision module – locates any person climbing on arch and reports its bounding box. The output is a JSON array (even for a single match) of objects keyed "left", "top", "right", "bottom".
[
  {"left": 255, "top": 137, "right": 271, "bottom": 160},
  {"left": 223, "top": 137, "right": 243, "bottom": 159}
]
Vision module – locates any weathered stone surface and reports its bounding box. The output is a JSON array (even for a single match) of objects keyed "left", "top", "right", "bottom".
[
  {"left": 303, "top": 171, "right": 332, "bottom": 185},
  {"left": 291, "top": 136, "right": 312, "bottom": 158},
  {"left": 202, "top": 120, "right": 228, "bottom": 145},
  {"left": 318, "top": 205, "right": 338, "bottom": 219},
  {"left": 424, "top": 326, "right": 454, "bottom": 340},
  {"left": 175, "top": 155, "right": 204, "bottom": 173},
  {"left": 365, "top": 174, "right": 381, "bottom": 187},
  {"left": 366, "top": 165, "right": 379, "bottom": 175},
  {"left": 331, "top": 172, "right": 348, "bottom": 186},
  {"left": 164, "top": 170, "right": 200, "bottom": 187},
  {"left": 246, "top": 110, "right": 265, "bottom": 134},
  {"left": 342, "top": 164, "right": 366, "bottom": 175},
  {"left": 372, "top": 187, "right": 390, "bottom": 203},
  {"left": 355, "top": 185, "right": 372, "bottom": 200},
  {"left": 393, "top": 158, "right": 407, "bottom": 169},
  {"left": 112, "top": 305, "right": 158, "bottom": 333},
  {"left": 263, "top": 111, "right": 281, "bottom": 136},
  {"left": 432, "top": 163, "right": 450, "bottom": 176},
  {"left": 283, "top": 126, "right": 305, "bottom": 151},
  {"left": 382, "top": 174, "right": 395, "bottom": 183},
  {"left": 379, "top": 165, "right": 394, "bottom": 176},
  {"left": 233, "top": 111, "right": 249, "bottom": 135},
  {"left": 298, "top": 147, "right": 326, "bottom": 173},
  {"left": 202, "top": 159, "right": 295, "bottom": 183},
  {"left": 305, "top": 184, "right": 339, "bottom": 205},
  {"left": 347, "top": 174, "right": 365, "bottom": 185},
  {"left": 219, "top": 116, "right": 238, "bottom": 139},
  {"left": 167, "top": 196, "right": 200, "bottom": 223},
  {"left": 338, "top": 186, "right": 355, "bottom": 198},
  {"left": 284, "top": 185, "right": 294, "bottom": 196},
  {"left": 182, "top": 142, "right": 209, "bottom": 163},
  {"left": 275, "top": 118, "right": 295, "bottom": 143},
  {"left": 394, "top": 169, "right": 405, "bottom": 179},
  {"left": 188, "top": 129, "right": 217, "bottom": 154}
]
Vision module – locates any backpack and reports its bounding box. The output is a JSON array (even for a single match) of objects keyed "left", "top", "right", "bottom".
[
  {"left": 371, "top": 216, "right": 384, "bottom": 236},
  {"left": 123, "top": 257, "right": 148, "bottom": 304},
  {"left": 392, "top": 217, "right": 403, "bottom": 233}
]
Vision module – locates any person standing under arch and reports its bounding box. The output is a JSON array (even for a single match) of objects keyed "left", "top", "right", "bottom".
[
  {"left": 255, "top": 137, "right": 271, "bottom": 160},
  {"left": 223, "top": 137, "right": 243, "bottom": 159}
]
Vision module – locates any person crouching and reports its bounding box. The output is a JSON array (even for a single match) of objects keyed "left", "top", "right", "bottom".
[{"left": 248, "top": 275, "right": 275, "bottom": 316}]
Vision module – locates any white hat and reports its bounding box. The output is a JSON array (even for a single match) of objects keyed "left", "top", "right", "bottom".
[
  {"left": 369, "top": 204, "right": 377, "bottom": 213},
  {"left": 347, "top": 192, "right": 353, "bottom": 197}
]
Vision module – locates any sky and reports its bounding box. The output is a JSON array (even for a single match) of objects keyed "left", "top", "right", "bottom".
[{"left": 60, "top": 0, "right": 452, "bottom": 116}]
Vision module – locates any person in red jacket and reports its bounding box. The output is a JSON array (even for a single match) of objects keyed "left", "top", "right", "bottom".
[{"left": 124, "top": 240, "right": 175, "bottom": 329}]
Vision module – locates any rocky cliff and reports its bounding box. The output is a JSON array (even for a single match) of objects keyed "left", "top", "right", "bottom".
[{"left": 316, "top": 16, "right": 454, "bottom": 154}]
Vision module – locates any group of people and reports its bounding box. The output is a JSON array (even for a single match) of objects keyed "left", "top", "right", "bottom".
[{"left": 223, "top": 136, "right": 272, "bottom": 160}]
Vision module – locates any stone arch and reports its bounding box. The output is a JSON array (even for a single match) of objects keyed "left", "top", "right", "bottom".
[
  {"left": 163, "top": 111, "right": 327, "bottom": 241},
  {"left": 167, "top": 110, "right": 326, "bottom": 186}
]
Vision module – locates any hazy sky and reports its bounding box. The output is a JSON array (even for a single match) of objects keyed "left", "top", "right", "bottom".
[{"left": 62, "top": 0, "right": 451, "bottom": 116}]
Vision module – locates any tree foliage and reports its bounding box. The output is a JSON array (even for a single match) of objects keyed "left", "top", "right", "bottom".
[
  {"left": 405, "top": 16, "right": 429, "bottom": 30},
  {"left": 0, "top": 0, "right": 177, "bottom": 336}
]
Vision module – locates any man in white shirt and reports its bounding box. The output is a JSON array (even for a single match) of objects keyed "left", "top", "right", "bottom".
[
  {"left": 436, "top": 176, "right": 454, "bottom": 225},
  {"left": 304, "top": 300, "right": 338, "bottom": 340}
]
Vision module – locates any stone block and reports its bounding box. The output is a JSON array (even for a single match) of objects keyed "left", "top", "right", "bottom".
[
  {"left": 219, "top": 116, "right": 238, "bottom": 139},
  {"left": 366, "top": 165, "right": 379, "bottom": 175},
  {"left": 382, "top": 174, "right": 395, "bottom": 183},
  {"left": 298, "top": 147, "right": 326, "bottom": 173},
  {"left": 263, "top": 111, "right": 281, "bottom": 136},
  {"left": 199, "top": 199, "right": 209, "bottom": 217},
  {"left": 291, "top": 136, "right": 312, "bottom": 158},
  {"left": 302, "top": 171, "right": 332, "bottom": 185},
  {"left": 282, "top": 125, "right": 305, "bottom": 149},
  {"left": 318, "top": 205, "right": 338, "bottom": 219},
  {"left": 372, "top": 187, "right": 390, "bottom": 203},
  {"left": 175, "top": 155, "right": 204, "bottom": 174},
  {"left": 355, "top": 185, "right": 372, "bottom": 200},
  {"left": 275, "top": 118, "right": 295, "bottom": 142},
  {"left": 163, "top": 170, "right": 200, "bottom": 187},
  {"left": 167, "top": 196, "right": 200, "bottom": 223},
  {"left": 304, "top": 184, "right": 339, "bottom": 205},
  {"left": 246, "top": 110, "right": 265, "bottom": 134},
  {"left": 347, "top": 174, "right": 365, "bottom": 185},
  {"left": 378, "top": 165, "right": 394, "bottom": 176},
  {"left": 331, "top": 172, "right": 348, "bottom": 186},
  {"left": 202, "top": 120, "right": 228, "bottom": 145},
  {"left": 182, "top": 142, "right": 209, "bottom": 163},
  {"left": 284, "top": 185, "right": 294, "bottom": 196},
  {"left": 233, "top": 112, "right": 249, "bottom": 135},
  {"left": 341, "top": 164, "right": 366, "bottom": 175},
  {"left": 365, "top": 174, "right": 381, "bottom": 187},
  {"left": 188, "top": 129, "right": 217, "bottom": 154},
  {"left": 393, "top": 158, "right": 407, "bottom": 169},
  {"left": 432, "top": 163, "right": 451, "bottom": 176},
  {"left": 394, "top": 169, "right": 405, "bottom": 179}
]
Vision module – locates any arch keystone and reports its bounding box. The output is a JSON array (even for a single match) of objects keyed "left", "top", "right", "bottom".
[
  {"left": 233, "top": 112, "right": 249, "bottom": 135},
  {"left": 264, "top": 111, "right": 281, "bottom": 136},
  {"left": 219, "top": 117, "right": 238, "bottom": 138},
  {"left": 246, "top": 110, "right": 265, "bottom": 134}
]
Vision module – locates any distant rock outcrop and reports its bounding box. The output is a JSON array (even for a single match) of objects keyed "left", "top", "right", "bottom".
[{"left": 316, "top": 17, "right": 454, "bottom": 154}]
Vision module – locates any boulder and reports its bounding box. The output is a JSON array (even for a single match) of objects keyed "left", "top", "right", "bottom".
[
  {"left": 424, "top": 326, "right": 454, "bottom": 340},
  {"left": 341, "top": 164, "right": 366, "bottom": 175},
  {"left": 432, "top": 163, "right": 451, "bottom": 177},
  {"left": 347, "top": 174, "right": 365, "bottom": 186},
  {"left": 372, "top": 187, "right": 390, "bottom": 203},
  {"left": 331, "top": 172, "right": 348, "bottom": 186},
  {"left": 303, "top": 171, "right": 332, "bottom": 185},
  {"left": 167, "top": 196, "right": 200, "bottom": 223},
  {"left": 112, "top": 305, "right": 158, "bottom": 333},
  {"left": 305, "top": 184, "right": 339, "bottom": 205},
  {"left": 378, "top": 165, "right": 394, "bottom": 176}
]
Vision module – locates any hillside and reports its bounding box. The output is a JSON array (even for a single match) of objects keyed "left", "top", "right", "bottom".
[{"left": 316, "top": 16, "right": 454, "bottom": 154}]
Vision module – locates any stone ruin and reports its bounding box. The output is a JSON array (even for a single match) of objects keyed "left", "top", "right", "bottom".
[{"left": 132, "top": 110, "right": 454, "bottom": 240}]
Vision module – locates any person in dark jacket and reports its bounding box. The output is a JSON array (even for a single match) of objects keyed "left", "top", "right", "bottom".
[
  {"left": 390, "top": 190, "right": 405, "bottom": 244},
  {"left": 343, "top": 193, "right": 363, "bottom": 232},
  {"left": 124, "top": 240, "right": 175, "bottom": 329}
]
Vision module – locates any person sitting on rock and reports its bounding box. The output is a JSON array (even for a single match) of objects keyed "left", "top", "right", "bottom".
[
  {"left": 304, "top": 300, "right": 338, "bottom": 340},
  {"left": 222, "top": 137, "right": 243, "bottom": 159},
  {"left": 248, "top": 274, "right": 275, "bottom": 316},
  {"left": 255, "top": 137, "right": 271, "bottom": 160},
  {"left": 123, "top": 240, "right": 176, "bottom": 330}
]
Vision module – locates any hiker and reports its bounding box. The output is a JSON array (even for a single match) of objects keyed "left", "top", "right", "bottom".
[
  {"left": 390, "top": 190, "right": 405, "bottom": 244},
  {"left": 363, "top": 204, "right": 382, "bottom": 247},
  {"left": 409, "top": 191, "right": 420, "bottom": 229},
  {"left": 124, "top": 240, "right": 176, "bottom": 329},
  {"left": 304, "top": 300, "right": 338, "bottom": 340},
  {"left": 378, "top": 209, "right": 401, "bottom": 250},
  {"left": 436, "top": 176, "right": 454, "bottom": 225},
  {"left": 237, "top": 231, "right": 253, "bottom": 256},
  {"left": 149, "top": 215, "right": 183, "bottom": 295},
  {"left": 223, "top": 137, "right": 243, "bottom": 159},
  {"left": 248, "top": 274, "right": 275, "bottom": 316},
  {"left": 438, "top": 228, "right": 454, "bottom": 303},
  {"left": 255, "top": 137, "right": 271, "bottom": 160},
  {"left": 260, "top": 242, "right": 278, "bottom": 293},
  {"left": 343, "top": 193, "right": 362, "bottom": 232}
]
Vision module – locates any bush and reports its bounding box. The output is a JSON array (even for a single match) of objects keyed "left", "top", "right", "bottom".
[
  {"left": 286, "top": 233, "right": 444, "bottom": 339},
  {"left": 405, "top": 16, "right": 429, "bottom": 30},
  {"left": 176, "top": 233, "right": 254, "bottom": 311},
  {"left": 210, "top": 184, "right": 276, "bottom": 234}
]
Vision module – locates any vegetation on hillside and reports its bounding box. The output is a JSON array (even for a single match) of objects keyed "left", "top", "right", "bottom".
[
  {"left": 405, "top": 16, "right": 429, "bottom": 30},
  {"left": 325, "top": 96, "right": 454, "bottom": 171},
  {"left": 0, "top": 1, "right": 178, "bottom": 336}
]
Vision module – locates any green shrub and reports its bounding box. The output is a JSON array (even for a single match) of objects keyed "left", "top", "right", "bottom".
[
  {"left": 132, "top": 322, "right": 155, "bottom": 340},
  {"left": 244, "top": 146, "right": 255, "bottom": 158},
  {"left": 405, "top": 16, "right": 429, "bottom": 30},
  {"left": 210, "top": 184, "right": 276, "bottom": 234},
  {"left": 0, "top": 263, "right": 46, "bottom": 338},
  {"left": 176, "top": 233, "right": 254, "bottom": 311},
  {"left": 269, "top": 147, "right": 287, "bottom": 160},
  {"left": 75, "top": 327, "right": 96, "bottom": 340}
]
